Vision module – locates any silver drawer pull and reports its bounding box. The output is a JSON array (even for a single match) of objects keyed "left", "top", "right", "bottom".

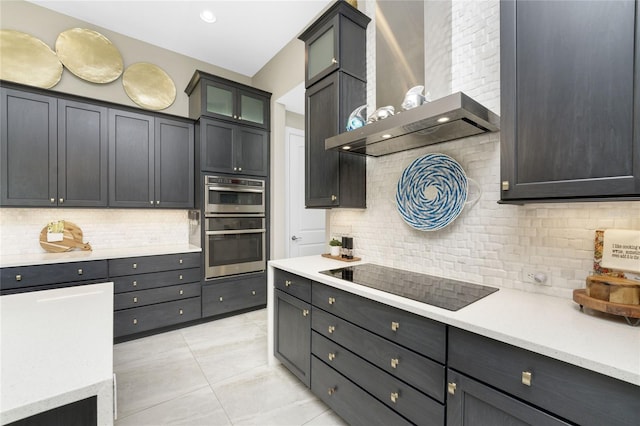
[
  {"left": 390, "top": 392, "right": 399, "bottom": 403},
  {"left": 132, "top": 263, "right": 137, "bottom": 269},
  {"left": 328, "top": 297, "right": 336, "bottom": 305},
  {"left": 179, "top": 259, "right": 183, "bottom": 264},
  {"left": 77, "top": 269, "right": 83, "bottom": 275},
  {"left": 391, "top": 358, "right": 399, "bottom": 369},
  {"left": 179, "top": 274, "right": 183, "bottom": 280},
  {"left": 448, "top": 382, "right": 457, "bottom": 395},
  {"left": 285, "top": 280, "right": 292, "bottom": 287},
  {"left": 328, "top": 325, "right": 335, "bottom": 334},
  {"left": 302, "top": 309, "right": 309, "bottom": 317},
  {"left": 522, "top": 371, "right": 532, "bottom": 386},
  {"left": 133, "top": 297, "right": 138, "bottom": 303},
  {"left": 391, "top": 321, "right": 400, "bottom": 331},
  {"left": 328, "top": 352, "right": 336, "bottom": 361},
  {"left": 219, "top": 297, "right": 223, "bottom": 302},
  {"left": 179, "top": 290, "right": 184, "bottom": 295},
  {"left": 133, "top": 318, "right": 138, "bottom": 325},
  {"left": 132, "top": 280, "right": 137, "bottom": 287},
  {"left": 15, "top": 274, "right": 22, "bottom": 281},
  {"left": 327, "top": 387, "right": 336, "bottom": 396},
  {"left": 252, "top": 290, "right": 256, "bottom": 296},
  {"left": 179, "top": 309, "right": 184, "bottom": 315}
]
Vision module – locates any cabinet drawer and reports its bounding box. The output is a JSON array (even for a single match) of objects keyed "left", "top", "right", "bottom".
[
  {"left": 114, "top": 297, "right": 201, "bottom": 338},
  {"left": 109, "top": 252, "right": 200, "bottom": 276},
  {"left": 274, "top": 269, "right": 311, "bottom": 302},
  {"left": 312, "top": 331, "right": 444, "bottom": 425},
  {"left": 311, "top": 356, "right": 411, "bottom": 426},
  {"left": 312, "top": 283, "right": 446, "bottom": 363},
  {"left": 112, "top": 268, "right": 200, "bottom": 293},
  {"left": 202, "top": 275, "right": 266, "bottom": 317},
  {"left": 312, "top": 307, "right": 445, "bottom": 403},
  {"left": 114, "top": 282, "right": 201, "bottom": 310},
  {"left": 1, "top": 261, "right": 107, "bottom": 292},
  {"left": 449, "top": 328, "right": 640, "bottom": 426}
]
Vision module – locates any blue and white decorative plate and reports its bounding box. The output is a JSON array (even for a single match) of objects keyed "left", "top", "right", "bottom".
[{"left": 396, "top": 153, "right": 468, "bottom": 231}]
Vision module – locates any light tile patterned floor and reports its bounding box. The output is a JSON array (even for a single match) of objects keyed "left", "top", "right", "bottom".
[{"left": 113, "top": 309, "right": 347, "bottom": 426}]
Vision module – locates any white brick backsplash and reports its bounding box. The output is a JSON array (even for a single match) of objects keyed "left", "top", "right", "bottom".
[
  {"left": 331, "top": 1, "right": 640, "bottom": 298},
  {"left": 0, "top": 208, "right": 189, "bottom": 255}
]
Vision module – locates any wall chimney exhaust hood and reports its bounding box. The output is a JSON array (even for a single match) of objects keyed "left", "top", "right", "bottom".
[{"left": 325, "top": 92, "right": 500, "bottom": 157}]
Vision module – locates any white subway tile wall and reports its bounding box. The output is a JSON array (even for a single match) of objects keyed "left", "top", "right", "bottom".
[
  {"left": 0, "top": 209, "right": 189, "bottom": 255},
  {"left": 332, "top": 0, "right": 640, "bottom": 298}
]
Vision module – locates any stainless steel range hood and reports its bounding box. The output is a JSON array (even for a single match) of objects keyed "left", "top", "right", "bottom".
[{"left": 325, "top": 92, "right": 500, "bottom": 157}]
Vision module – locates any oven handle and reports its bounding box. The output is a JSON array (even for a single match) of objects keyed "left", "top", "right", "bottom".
[
  {"left": 208, "top": 185, "right": 264, "bottom": 193},
  {"left": 206, "top": 229, "right": 266, "bottom": 236}
]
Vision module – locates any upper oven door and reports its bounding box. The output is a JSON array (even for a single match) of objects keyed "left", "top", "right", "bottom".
[{"left": 204, "top": 176, "right": 265, "bottom": 215}]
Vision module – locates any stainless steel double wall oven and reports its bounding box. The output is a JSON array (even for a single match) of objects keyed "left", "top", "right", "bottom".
[{"left": 203, "top": 175, "right": 266, "bottom": 280}]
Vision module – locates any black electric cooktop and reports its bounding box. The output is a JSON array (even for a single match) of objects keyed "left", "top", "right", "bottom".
[{"left": 319, "top": 263, "right": 498, "bottom": 311}]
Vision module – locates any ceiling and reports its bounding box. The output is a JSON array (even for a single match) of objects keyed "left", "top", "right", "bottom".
[{"left": 27, "top": 0, "right": 334, "bottom": 113}]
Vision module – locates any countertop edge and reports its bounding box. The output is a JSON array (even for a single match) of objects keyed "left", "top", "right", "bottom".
[
  {"left": 268, "top": 256, "right": 640, "bottom": 387},
  {"left": 0, "top": 244, "right": 202, "bottom": 268}
]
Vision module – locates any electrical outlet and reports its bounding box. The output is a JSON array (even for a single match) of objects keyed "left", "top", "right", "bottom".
[{"left": 523, "top": 267, "right": 551, "bottom": 286}]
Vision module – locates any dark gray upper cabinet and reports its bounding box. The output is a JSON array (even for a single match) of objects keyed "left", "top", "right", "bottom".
[
  {"left": 299, "top": 0, "right": 370, "bottom": 88},
  {"left": 58, "top": 99, "right": 108, "bottom": 207},
  {"left": 305, "top": 71, "right": 366, "bottom": 208},
  {"left": 300, "top": 1, "right": 369, "bottom": 209},
  {"left": 185, "top": 70, "right": 271, "bottom": 130},
  {"left": 1, "top": 88, "right": 108, "bottom": 207},
  {"left": 109, "top": 109, "right": 194, "bottom": 208},
  {"left": 198, "top": 117, "right": 268, "bottom": 176},
  {"left": 500, "top": 0, "right": 640, "bottom": 202}
]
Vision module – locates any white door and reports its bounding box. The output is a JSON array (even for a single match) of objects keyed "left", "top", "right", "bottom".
[{"left": 286, "top": 127, "right": 326, "bottom": 258}]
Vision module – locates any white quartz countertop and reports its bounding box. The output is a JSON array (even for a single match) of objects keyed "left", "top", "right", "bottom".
[
  {"left": 268, "top": 255, "right": 640, "bottom": 386},
  {"left": 0, "top": 244, "right": 201, "bottom": 268}
]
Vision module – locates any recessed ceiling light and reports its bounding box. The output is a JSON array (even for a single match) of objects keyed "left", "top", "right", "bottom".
[
  {"left": 437, "top": 117, "right": 450, "bottom": 123},
  {"left": 382, "top": 134, "right": 392, "bottom": 139},
  {"left": 200, "top": 9, "right": 216, "bottom": 23}
]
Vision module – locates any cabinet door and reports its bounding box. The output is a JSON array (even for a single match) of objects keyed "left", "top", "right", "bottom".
[
  {"left": 237, "top": 126, "right": 268, "bottom": 176},
  {"left": 58, "top": 100, "right": 108, "bottom": 207},
  {"left": 447, "top": 369, "right": 570, "bottom": 426},
  {"left": 305, "top": 74, "right": 340, "bottom": 207},
  {"left": 500, "top": 0, "right": 639, "bottom": 201},
  {"left": 0, "top": 88, "right": 57, "bottom": 206},
  {"left": 305, "top": 16, "right": 339, "bottom": 88},
  {"left": 202, "top": 79, "right": 236, "bottom": 121},
  {"left": 200, "top": 118, "right": 235, "bottom": 174},
  {"left": 238, "top": 89, "right": 269, "bottom": 129},
  {"left": 155, "top": 117, "right": 194, "bottom": 208},
  {"left": 305, "top": 72, "right": 366, "bottom": 208},
  {"left": 274, "top": 289, "right": 311, "bottom": 387},
  {"left": 109, "top": 109, "right": 155, "bottom": 207}
]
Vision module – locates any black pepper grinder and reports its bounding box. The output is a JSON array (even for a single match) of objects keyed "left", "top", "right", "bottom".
[{"left": 342, "top": 237, "right": 354, "bottom": 259}]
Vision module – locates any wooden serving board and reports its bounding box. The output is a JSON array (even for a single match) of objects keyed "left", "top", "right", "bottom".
[
  {"left": 321, "top": 253, "right": 361, "bottom": 262},
  {"left": 585, "top": 275, "right": 640, "bottom": 305},
  {"left": 39, "top": 221, "right": 92, "bottom": 253},
  {"left": 573, "top": 289, "right": 640, "bottom": 321}
]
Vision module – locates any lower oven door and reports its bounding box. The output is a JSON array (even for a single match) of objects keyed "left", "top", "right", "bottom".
[{"left": 205, "top": 227, "right": 266, "bottom": 279}]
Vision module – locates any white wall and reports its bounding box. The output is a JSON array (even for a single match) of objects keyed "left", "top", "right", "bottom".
[{"left": 329, "top": 0, "right": 640, "bottom": 298}]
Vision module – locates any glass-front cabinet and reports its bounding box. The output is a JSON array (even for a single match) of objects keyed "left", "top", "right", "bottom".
[
  {"left": 186, "top": 70, "right": 270, "bottom": 130},
  {"left": 300, "top": 1, "right": 369, "bottom": 89}
]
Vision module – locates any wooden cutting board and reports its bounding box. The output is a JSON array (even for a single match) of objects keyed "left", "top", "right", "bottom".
[{"left": 39, "top": 221, "right": 92, "bottom": 252}]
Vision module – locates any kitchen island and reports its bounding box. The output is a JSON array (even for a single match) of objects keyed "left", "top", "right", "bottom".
[{"left": 267, "top": 255, "right": 639, "bottom": 425}]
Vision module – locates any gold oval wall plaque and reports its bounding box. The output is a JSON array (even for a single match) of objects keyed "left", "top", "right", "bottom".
[
  {"left": 122, "top": 63, "right": 176, "bottom": 111},
  {"left": 0, "top": 30, "right": 63, "bottom": 88},
  {"left": 55, "top": 28, "right": 123, "bottom": 83}
]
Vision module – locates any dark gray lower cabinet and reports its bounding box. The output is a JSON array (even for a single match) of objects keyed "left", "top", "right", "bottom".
[
  {"left": 274, "top": 289, "right": 311, "bottom": 386},
  {"left": 110, "top": 253, "right": 201, "bottom": 339},
  {"left": 446, "top": 369, "right": 569, "bottom": 426},
  {"left": 201, "top": 273, "right": 266, "bottom": 317},
  {"left": 0, "top": 261, "right": 108, "bottom": 295},
  {"left": 448, "top": 327, "right": 640, "bottom": 426}
]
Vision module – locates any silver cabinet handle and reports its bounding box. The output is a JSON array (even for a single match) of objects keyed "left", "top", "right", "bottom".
[
  {"left": 391, "top": 321, "right": 400, "bottom": 331},
  {"left": 50, "top": 198, "right": 55, "bottom": 203},
  {"left": 522, "top": 371, "right": 532, "bottom": 386},
  {"left": 16, "top": 274, "right": 22, "bottom": 281},
  {"left": 391, "top": 358, "right": 399, "bottom": 369},
  {"left": 77, "top": 269, "right": 83, "bottom": 275},
  {"left": 390, "top": 392, "right": 399, "bottom": 403},
  {"left": 328, "top": 325, "right": 335, "bottom": 334},
  {"left": 328, "top": 297, "right": 336, "bottom": 305},
  {"left": 59, "top": 198, "right": 64, "bottom": 204},
  {"left": 448, "top": 382, "right": 457, "bottom": 395}
]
